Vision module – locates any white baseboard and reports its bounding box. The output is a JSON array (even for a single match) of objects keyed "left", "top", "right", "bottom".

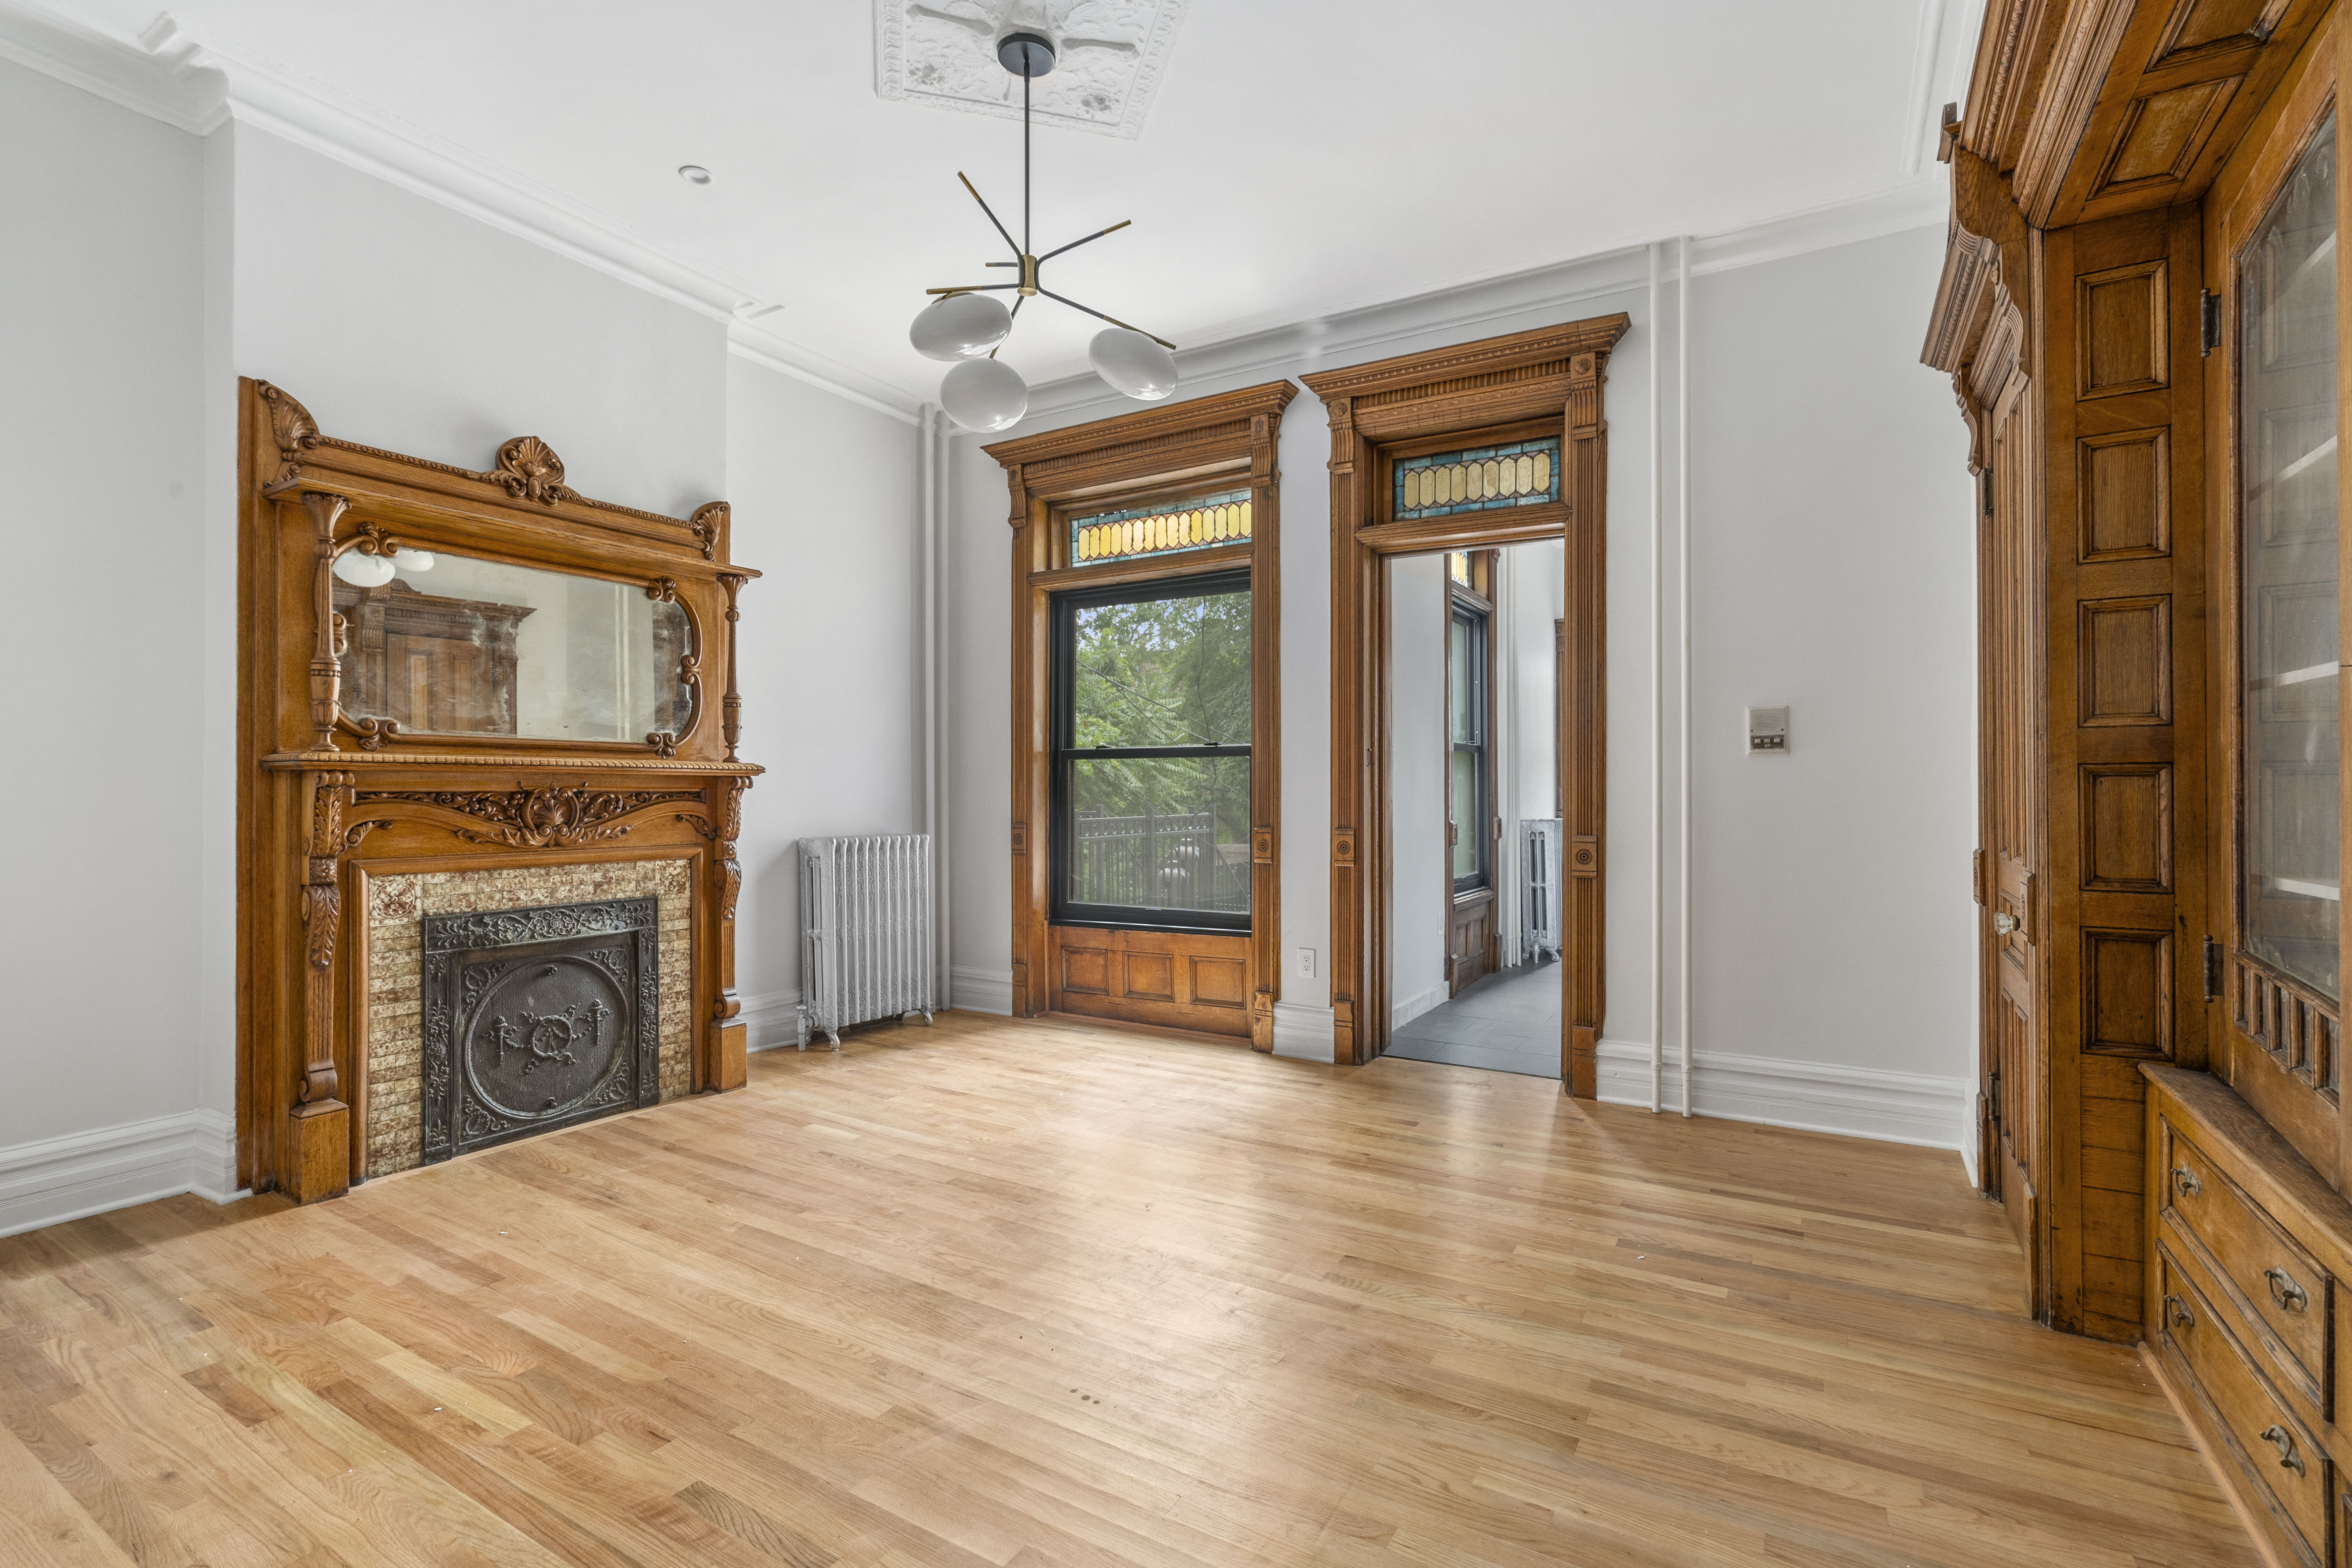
[
  {"left": 739, "top": 986, "right": 804, "bottom": 1053},
  {"left": 1273, "top": 1002, "right": 1336, "bottom": 1062},
  {"left": 1595, "top": 1038, "right": 1971, "bottom": 1155},
  {"left": 0, "top": 1107, "right": 246, "bottom": 1239},
  {"left": 951, "top": 965, "right": 1014, "bottom": 1016},
  {"left": 1390, "top": 984, "right": 1447, "bottom": 1031}
]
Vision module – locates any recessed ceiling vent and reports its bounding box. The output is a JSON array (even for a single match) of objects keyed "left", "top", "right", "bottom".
[{"left": 873, "top": 0, "right": 1188, "bottom": 140}]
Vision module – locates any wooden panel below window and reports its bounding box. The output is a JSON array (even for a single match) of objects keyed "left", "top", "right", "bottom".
[
  {"left": 1047, "top": 926, "right": 1253, "bottom": 1041},
  {"left": 1448, "top": 888, "right": 1497, "bottom": 996}
]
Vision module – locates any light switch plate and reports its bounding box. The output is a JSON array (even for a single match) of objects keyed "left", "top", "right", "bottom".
[{"left": 1747, "top": 705, "right": 1789, "bottom": 755}]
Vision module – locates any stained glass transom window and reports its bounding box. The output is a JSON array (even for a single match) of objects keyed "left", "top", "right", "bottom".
[
  {"left": 1394, "top": 437, "right": 1560, "bottom": 520},
  {"left": 1071, "top": 488, "right": 1252, "bottom": 565}
]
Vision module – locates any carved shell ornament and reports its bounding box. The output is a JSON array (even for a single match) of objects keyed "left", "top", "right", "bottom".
[{"left": 491, "top": 436, "right": 579, "bottom": 507}]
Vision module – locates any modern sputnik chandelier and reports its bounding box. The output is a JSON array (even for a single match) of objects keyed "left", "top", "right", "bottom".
[{"left": 907, "top": 26, "right": 1178, "bottom": 431}]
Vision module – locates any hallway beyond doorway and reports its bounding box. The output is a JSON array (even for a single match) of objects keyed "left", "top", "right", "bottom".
[{"left": 1385, "top": 959, "right": 1562, "bottom": 1078}]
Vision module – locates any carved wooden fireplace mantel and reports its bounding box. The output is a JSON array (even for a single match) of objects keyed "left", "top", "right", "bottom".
[{"left": 237, "top": 379, "right": 761, "bottom": 1203}]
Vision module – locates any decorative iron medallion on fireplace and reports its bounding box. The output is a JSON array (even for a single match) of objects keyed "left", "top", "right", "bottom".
[{"left": 420, "top": 897, "right": 659, "bottom": 1163}]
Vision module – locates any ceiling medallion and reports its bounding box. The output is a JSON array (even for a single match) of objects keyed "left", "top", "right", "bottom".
[
  {"left": 907, "top": 20, "right": 1178, "bottom": 431},
  {"left": 874, "top": 0, "right": 1188, "bottom": 141}
]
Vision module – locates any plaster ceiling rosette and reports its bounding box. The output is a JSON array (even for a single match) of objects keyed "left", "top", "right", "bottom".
[{"left": 873, "top": 0, "right": 1189, "bottom": 139}]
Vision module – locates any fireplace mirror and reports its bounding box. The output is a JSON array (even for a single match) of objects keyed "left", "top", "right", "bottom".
[{"left": 333, "top": 551, "right": 695, "bottom": 742}]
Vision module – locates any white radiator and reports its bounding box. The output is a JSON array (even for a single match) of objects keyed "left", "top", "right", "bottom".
[
  {"left": 796, "top": 834, "right": 937, "bottom": 1048},
  {"left": 1521, "top": 818, "right": 1563, "bottom": 964}
]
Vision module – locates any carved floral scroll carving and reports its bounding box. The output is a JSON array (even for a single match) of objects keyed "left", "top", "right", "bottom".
[
  {"left": 356, "top": 784, "right": 705, "bottom": 848},
  {"left": 489, "top": 436, "right": 578, "bottom": 507},
  {"left": 688, "top": 502, "right": 727, "bottom": 562},
  {"left": 259, "top": 381, "right": 321, "bottom": 486},
  {"left": 299, "top": 771, "right": 358, "bottom": 1105}
]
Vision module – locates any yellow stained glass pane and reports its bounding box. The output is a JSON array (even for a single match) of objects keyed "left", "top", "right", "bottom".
[
  {"left": 1535, "top": 451, "right": 1552, "bottom": 492},
  {"left": 1516, "top": 454, "right": 1533, "bottom": 493},
  {"left": 1407, "top": 471, "right": 1424, "bottom": 510},
  {"left": 1238, "top": 502, "right": 1252, "bottom": 537},
  {"left": 1078, "top": 527, "right": 1092, "bottom": 560},
  {"left": 1447, "top": 466, "right": 1465, "bottom": 503}
]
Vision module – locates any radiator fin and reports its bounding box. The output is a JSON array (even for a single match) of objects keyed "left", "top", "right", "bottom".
[{"left": 798, "top": 834, "right": 936, "bottom": 1048}]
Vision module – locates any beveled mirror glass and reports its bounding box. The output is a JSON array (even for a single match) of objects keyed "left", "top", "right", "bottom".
[{"left": 334, "top": 552, "right": 694, "bottom": 742}]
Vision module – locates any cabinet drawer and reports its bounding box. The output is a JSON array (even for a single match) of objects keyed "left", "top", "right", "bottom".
[
  {"left": 2164, "top": 1118, "right": 2334, "bottom": 1417},
  {"left": 2160, "top": 1243, "right": 2331, "bottom": 1566}
]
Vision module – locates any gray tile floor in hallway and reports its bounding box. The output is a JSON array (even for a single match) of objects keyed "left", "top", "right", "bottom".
[{"left": 1384, "top": 958, "right": 1563, "bottom": 1077}]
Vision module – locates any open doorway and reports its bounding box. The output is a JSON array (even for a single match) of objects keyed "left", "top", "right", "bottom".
[{"left": 1384, "top": 543, "right": 1566, "bottom": 1078}]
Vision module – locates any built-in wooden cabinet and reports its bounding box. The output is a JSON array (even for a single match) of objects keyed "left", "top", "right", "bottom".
[{"left": 1936, "top": 0, "right": 2352, "bottom": 1553}]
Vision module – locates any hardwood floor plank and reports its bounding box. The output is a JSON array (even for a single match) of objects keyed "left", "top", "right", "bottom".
[{"left": 0, "top": 1014, "right": 2259, "bottom": 1566}]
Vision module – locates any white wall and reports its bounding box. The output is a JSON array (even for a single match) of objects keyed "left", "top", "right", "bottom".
[
  {"left": 0, "top": 70, "right": 917, "bottom": 1233},
  {"left": 230, "top": 125, "right": 726, "bottom": 519},
  {"left": 1387, "top": 555, "right": 1450, "bottom": 1026},
  {"left": 1681, "top": 224, "right": 1977, "bottom": 1090},
  {"left": 943, "top": 217, "right": 1976, "bottom": 1152},
  {"left": 0, "top": 58, "right": 208, "bottom": 1176},
  {"left": 726, "top": 356, "right": 920, "bottom": 1043}
]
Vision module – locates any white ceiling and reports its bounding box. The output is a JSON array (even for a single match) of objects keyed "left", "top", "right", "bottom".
[{"left": 42, "top": 0, "right": 1981, "bottom": 406}]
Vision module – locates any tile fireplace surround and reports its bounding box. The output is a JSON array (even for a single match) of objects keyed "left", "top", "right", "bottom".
[{"left": 362, "top": 859, "right": 692, "bottom": 1178}]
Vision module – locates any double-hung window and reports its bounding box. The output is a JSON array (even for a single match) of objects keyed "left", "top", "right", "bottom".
[
  {"left": 1447, "top": 551, "right": 1493, "bottom": 895},
  {"left": 1051, "top": 568, "right": 1252, "bottom": 932}
]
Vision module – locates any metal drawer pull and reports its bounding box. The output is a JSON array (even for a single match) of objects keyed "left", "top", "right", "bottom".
[
  {"left": 2164, "top": 1293, "right": 2194, "bottom": 1329},
  {"left": 2172, "top": 1165, "right": 2201, "bottom": 1199},
  {"left": 2265, "top": 1267, "right": 2310, "bottom": 1313},
  {"left": 2260, "top": 1424, "right": 2306, "bottom": 1477}
]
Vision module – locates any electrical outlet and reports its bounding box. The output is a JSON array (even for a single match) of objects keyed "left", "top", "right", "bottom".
[{"left": 1295, "top": 947, "right": 1316, "bottom": 978}]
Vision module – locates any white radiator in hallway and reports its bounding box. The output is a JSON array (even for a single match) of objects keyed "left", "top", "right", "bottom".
[
  {"left": 1521, "top": 819, "right": 1562, "bottom": 964},
  {"left": 796, "top": 834, "right": 937, "bottom": 1048}
]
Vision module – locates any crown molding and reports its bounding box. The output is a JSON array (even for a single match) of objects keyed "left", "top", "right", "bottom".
[
  {"left": 0, "top": 0, "right": 223, "bottom": 131},
  {"left": 0, "top": 5, "right": 929, "bottom": 420},
  {"left": 1010, "top": 177, "right": 1952, "bottom": 427}
]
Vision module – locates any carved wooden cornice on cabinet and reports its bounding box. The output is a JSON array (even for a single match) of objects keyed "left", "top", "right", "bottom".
[
  {"left": 236, "top": 379, "right": 762, "bottom": 1206},
  {"left": 1959, "top": 0, "right": 2328, "bottom": 227},
  {"left": 983, "top": 382, "right": 1297, "bottom": 1052}
]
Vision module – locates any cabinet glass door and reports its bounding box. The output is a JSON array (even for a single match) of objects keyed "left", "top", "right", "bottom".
[{"left": 2239, "top": 114, "right": 2340, "bottom": 1009}]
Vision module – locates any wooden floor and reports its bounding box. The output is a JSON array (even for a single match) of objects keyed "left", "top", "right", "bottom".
[{"left": 0, "top": 1012, "right": 2252, "bottom": 1568}]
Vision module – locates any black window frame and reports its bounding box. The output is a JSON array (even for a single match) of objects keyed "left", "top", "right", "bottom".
[
  {"left": 1448, "top": 587, "right": 1493, "bottom": 897},
  {"left": 1050, "top": 565, "right": 1253, "bottom": 934}
]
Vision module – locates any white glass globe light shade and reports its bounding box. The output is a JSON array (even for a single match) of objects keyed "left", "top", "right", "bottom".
[
  {"left": 940, "top": 356, "right": 1028, "bottom": 432},
  {"left": 332, "top": 550, "right": 396, "bottom": 589},
  {"left": 391, "top": 548, "right": 434, "bottom": 573},
  {"left": 1089, "top": 327, "right": 1179, "bottom": 401},
  {"left": 910, "top": 293, "right": 1013, "bottom": 362}
]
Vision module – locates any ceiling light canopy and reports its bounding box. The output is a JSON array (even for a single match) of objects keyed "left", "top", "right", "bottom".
[
  {"left": 677, "top": 165, "right": 712, "bottom": 185},
  {"left": 908, "top": 23, "right": 1178, "bottom": 431}
]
